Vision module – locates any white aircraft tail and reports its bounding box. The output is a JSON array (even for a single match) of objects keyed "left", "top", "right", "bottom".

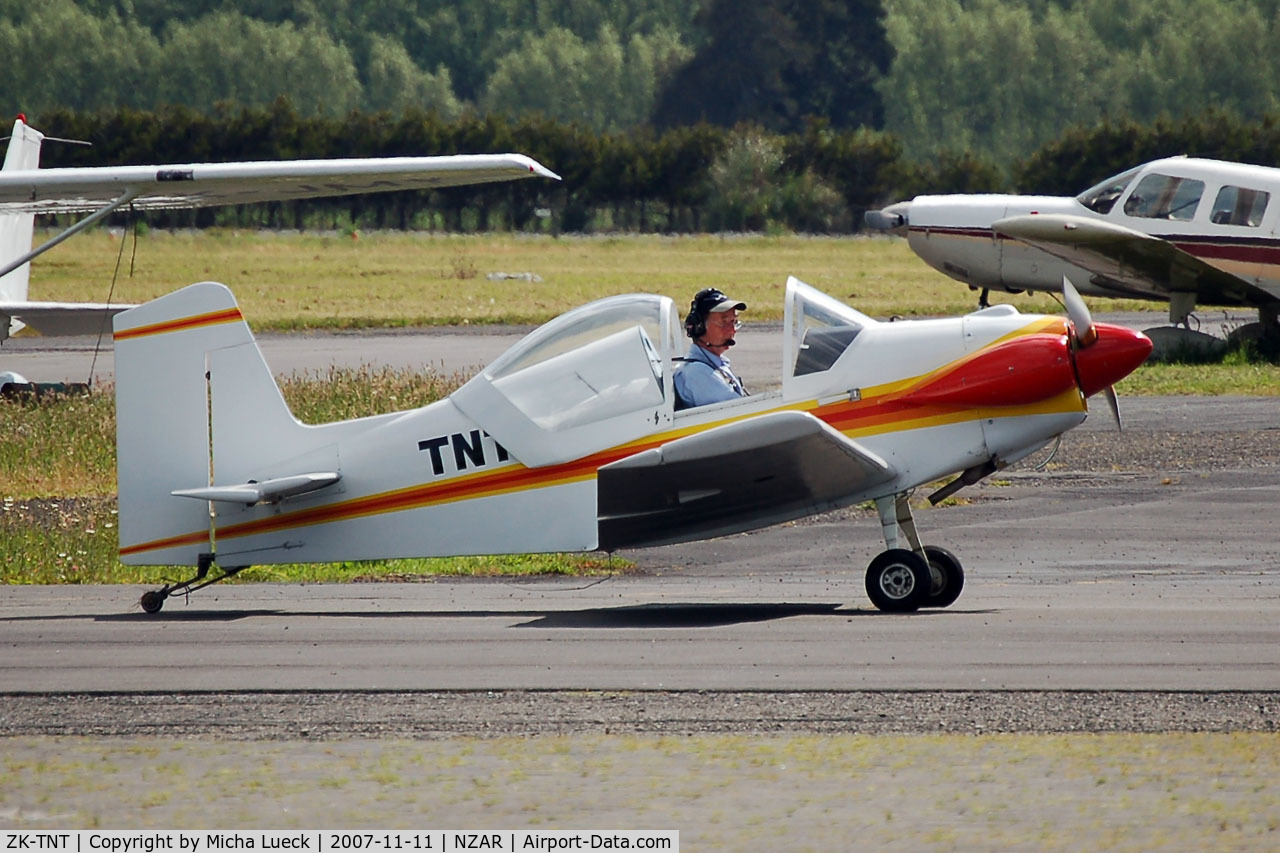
[
  {"left": 0, "top": 115, "right": 42, "bottom": 308},
  {"left": 114, "top": 282, "right": 315, "bottom": 565}
]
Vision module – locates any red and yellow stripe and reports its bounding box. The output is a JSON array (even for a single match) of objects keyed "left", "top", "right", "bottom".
[{"left": 113, "top": 307, "right": 244, "bottom": 342}]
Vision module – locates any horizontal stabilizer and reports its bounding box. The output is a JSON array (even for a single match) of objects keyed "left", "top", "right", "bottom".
[
  {"left": 598, "top": 410, "right": 895, "bottom": 549},
  {"left": 172, "top": 472, "right": 341, "bottom": 506},
  {"left": 0, "top": 300, "right": 133, "bottom": 337}
]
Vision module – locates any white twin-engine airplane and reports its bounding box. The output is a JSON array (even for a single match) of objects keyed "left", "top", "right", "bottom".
[
  {"left": 115, "top": 275, "right": 1151, "bottom": 614},
  {"left": 866, "top": 157, "right": 1280, "bottom": 350},
  {"left": 0, "top": 114, "right": 558, "bottom": 343}
]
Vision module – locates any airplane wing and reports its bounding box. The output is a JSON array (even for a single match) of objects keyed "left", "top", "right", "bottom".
[
  {"left": 0, "top": 300, "right": 126, "bottom": 336},
  {"left": 0, "top": 147, "right": 559, "bottom": 339},
  {"left": 0, "top": 153, "right": 561, "bottom": 214},
  {"left": 993, "top": 213, "right": 1274, "bottom": 307},
  {"left": 597, "top": 410, "right": 896, "bottom": 550}
]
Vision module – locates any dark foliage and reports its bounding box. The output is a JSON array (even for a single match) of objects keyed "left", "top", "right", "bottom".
[{"left": 652, "top": 0, "right": 892, "bottom": 133}]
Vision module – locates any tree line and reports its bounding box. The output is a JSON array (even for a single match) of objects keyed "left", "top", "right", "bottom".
[
  {"left": 2, "top": 0, "right": 888, "bottom": 136},
  {"left": 880, "top": 0, "right": 1280, "bottom": 163},
  {"left": 9, "top": 0, "right": 1280, "bottom": 166},
  {"left": 27, "top": 104, "right": 1280, "bottom": 235},
  {"left": 0, "top": 0, "right": 697, "bottom": 131}
]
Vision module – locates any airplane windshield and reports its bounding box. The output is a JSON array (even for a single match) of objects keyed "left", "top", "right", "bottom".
[
  {"left": 787, "top": 279, "right": 868, "bottom": 377},
  {"left": 1076, "top": 166, "right": 1142, "bottom": 214}
]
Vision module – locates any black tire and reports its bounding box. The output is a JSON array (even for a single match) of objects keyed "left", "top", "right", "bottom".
[
  {"left": 865, "top": 548, "right": 930, "bottom": 612},
  {"left": 139, "top": 590, "right": 166, "bottom": 614},
  {"left": 921, "top": 545, "right": 965, "bottom": 609}
]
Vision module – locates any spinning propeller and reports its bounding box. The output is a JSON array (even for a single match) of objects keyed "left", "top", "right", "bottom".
[{"left": 1061, "top": 275, "right": 1152, "bottom": 429}]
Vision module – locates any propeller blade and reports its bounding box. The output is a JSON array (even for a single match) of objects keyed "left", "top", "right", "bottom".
[
  {"left": 1104, "top": 385, "right": 1123, "bottom": 431},
  {"left": 1062, "top": 275, "right": 1098, "bottom": 347}
]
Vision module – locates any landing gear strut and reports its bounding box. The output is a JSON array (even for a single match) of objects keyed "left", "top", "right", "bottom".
[
  {"left": 864, "top": 493, "right": 965, "bottom": 612},
  {"left": 139, "top": 553, "right": 248, "bottom": 613}
]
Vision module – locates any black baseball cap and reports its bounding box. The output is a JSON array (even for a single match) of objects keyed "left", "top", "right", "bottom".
[{"left": 693, "top": 288, "right": 747, "bottom": 315}]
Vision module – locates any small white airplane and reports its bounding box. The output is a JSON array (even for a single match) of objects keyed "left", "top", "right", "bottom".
[
  {"left": 114, "top": 274, "right": 1151, "bottom": 614},
  {"left": 866, "top": 157, "right": 1280, "bottom": 351},
  {"left": 0, "top": 114, "right": 558, "bottom": 347}
]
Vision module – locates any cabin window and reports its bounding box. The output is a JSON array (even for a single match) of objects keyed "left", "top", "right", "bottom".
[
  {"left": 1210, "top": 185, "right": 1269, "bottom": 227},
  {"left": 1122, "top": 174, "right": 1205, "bottom": 221}
]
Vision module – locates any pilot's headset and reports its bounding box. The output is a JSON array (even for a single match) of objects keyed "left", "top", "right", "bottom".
[{"left": 684, "top": 288, "right": 730, "bottom": 339}]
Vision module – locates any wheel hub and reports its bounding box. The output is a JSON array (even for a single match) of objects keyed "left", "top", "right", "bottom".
[{"left": 879, "top": 563, "right": 917, "bottom": 600}]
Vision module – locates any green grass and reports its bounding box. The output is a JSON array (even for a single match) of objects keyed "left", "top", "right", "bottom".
[
  {"left": 0, "top": 389, "right": 115, "bottom": 497},
  {"left": 0, "top": 496, "right": 121, "bottom": 584},
  {"left": 1117, "top": 347, "right": 1280, "bottom": 395},
  {"left": 36, "top": 229, "right": 1147, "bottom": 327},
  {"left": 278, "top": 363, "right": 468, "bottom": 423}
]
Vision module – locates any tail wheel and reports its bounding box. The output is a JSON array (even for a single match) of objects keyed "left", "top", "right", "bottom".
[
  {"left": 139, "top": 590, "right": 166, "bottom": 614},
  {"left": 921, "top": 545, "right": 965, "bottom": 609},
  {"left": 865, "top": 548, "right": 930, "bottom": 612}
]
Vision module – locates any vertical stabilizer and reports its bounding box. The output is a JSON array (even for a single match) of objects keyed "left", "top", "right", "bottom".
[
  {"left": 114, "top": 282, "right": 294, "bottom": 565},
  {"left": 0, "top": 116, "right": 42, "bottom": 327}
]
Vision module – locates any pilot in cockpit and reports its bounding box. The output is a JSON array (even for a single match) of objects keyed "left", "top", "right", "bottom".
[{"left": 673, "top": 288, "right": 748, "bottom": 409}]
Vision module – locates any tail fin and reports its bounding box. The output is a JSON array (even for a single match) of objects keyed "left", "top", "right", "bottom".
[
  {"left": 114, "top": 282, "right": 309, "bottom": 565},
  {"left": 0, "top": 116, "right": 42, "bottom": 314}
]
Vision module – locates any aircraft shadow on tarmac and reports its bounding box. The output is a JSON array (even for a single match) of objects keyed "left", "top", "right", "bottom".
[
  {"left": 68, "top": 601, "right": 987, "bottom": 626},
  {"left": 515, "top": 602, "right": 844, "bottom": 628}
]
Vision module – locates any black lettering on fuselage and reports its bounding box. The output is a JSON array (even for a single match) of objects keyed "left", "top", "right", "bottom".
[
  {"left": 452, "top": 429, "right": 485, "bottom": 470},
  {"left": 417, "top": 436, "right": 449, "bottom": 475},
  {"left": 418, "top": 430, "right": 511, "bottom": 476}
]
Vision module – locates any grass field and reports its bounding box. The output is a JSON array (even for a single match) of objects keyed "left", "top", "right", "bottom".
[{"left": 37, "top": 228, "right": 1137, "bottom": 326}]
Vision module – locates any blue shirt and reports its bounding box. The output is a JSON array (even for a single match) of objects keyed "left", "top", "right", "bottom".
[{"left": 674, "top": 343, "right": 747, "bottom": 408}]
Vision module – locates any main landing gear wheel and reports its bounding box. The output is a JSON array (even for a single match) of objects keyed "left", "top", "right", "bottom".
[
  {"left": 921, "top": 544, "right": 965, "bottom": 609},
  {"left": 865, "top": 548, "right": 931, "bottom": 612}
]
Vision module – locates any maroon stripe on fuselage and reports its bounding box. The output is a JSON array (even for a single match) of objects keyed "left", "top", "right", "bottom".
[
  {"left": 1170, "top": 237, "right": 1280, "bottom": 266},
  {"left": 908, "top": 226, "right": 994, "bottom": 239}
]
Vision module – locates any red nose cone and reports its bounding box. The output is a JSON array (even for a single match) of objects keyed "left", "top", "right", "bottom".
[{"left": 1074, "top": 323, "right": 1152, "bottom": 397}]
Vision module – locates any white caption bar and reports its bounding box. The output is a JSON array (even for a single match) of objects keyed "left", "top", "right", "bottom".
[{"left": 0, "top": 833, "right": 678, "bottom": 853}]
